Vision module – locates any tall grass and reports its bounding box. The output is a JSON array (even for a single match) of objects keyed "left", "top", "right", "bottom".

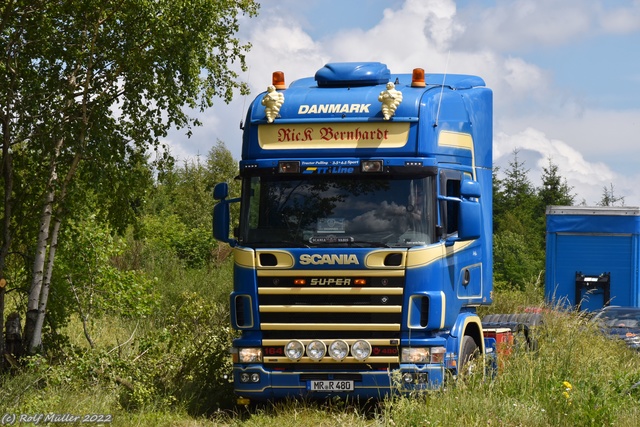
[
  {"left": 210, "top": 300, "right": 640, "bottom": 427},
  {"left": 379, "top": 306, "right": 640, "bottom": 426},
  {"left": 3, "top": 259, "right": 640, "bottom": 426}
]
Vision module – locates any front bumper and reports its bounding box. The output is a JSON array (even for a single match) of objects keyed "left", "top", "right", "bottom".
[{"left": 233, "top": 363, "right": 446, "bottom": 401}]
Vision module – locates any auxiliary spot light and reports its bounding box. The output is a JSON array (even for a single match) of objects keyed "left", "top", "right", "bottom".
[
  {"left": 307, "top": 340, "right": 327, "bottom": 361},
  {"left": 361, "top": 160, "right": 383, "bottom": 173},
  {"left": 279, "top": 161, "right": 300, "bottom": 173}
]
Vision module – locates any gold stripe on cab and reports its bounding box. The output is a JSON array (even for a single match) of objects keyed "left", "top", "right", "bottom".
[{"left": 438, "top": 131, "right": 476, "bottom": 178}]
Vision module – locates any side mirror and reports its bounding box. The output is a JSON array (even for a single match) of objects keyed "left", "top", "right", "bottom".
[
  {"left": 457, "top": 179, "right": 481, "bottom": 241},
  {"left": 213, "top": 182, "right": 229, "bottom": 200},
  {"left": 457, "top": 198, "right": 481, "bottom": 240},
  {"left": 443, "top": 179, "right": 482, "bottom": 245},
  {"left": 212, "top": 182, "right": 239, "bottom": 246},
  {"left": 460, "top": 179, "right": 481, "bottom": 198}
]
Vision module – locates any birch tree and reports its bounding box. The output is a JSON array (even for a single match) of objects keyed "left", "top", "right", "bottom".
[{"left": 0, "top": 0, "right": 258, "bottom": 354}]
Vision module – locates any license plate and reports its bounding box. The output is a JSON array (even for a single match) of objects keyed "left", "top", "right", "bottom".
[{"left": 309, "top": 380, "right": 354, "bottom": 392}]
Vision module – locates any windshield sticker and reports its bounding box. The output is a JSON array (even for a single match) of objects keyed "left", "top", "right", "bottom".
[
  {"left": 301, "top": 160, "right": 359, "bottom": 174},
  {"left": 303, "top": 166, "right": 356, "bottom": 174},
  {"left": 317, "top": 218, "right": 346, "bottom": 233}
]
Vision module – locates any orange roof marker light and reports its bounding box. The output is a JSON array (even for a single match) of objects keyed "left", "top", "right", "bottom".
[
  {"left": 411, "top": 68, "right": 426, "bottom": 87},
  {"left": 272, "top": 71, "right": 286, "bottom": 90}
]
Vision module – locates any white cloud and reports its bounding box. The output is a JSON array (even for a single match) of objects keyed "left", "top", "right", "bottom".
[
  {"left": 243, "top": 12, "right": 327, "bottom": 91},
  {"left": 162, "top": 0, "right": 640, "bottom": 207},
  {"left": 598, "top": 1, "right": 640, "bottom": 33},
  {"left": 454, "top": 0, "right": 604, "bottom": 52},
  {"left": 494, "top": 127, "right": 640, "bottom": 206}
]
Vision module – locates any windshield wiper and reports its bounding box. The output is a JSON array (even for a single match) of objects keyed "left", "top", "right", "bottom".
[
  {"left": 248, "top": 241, "right": 310, "bottom": 248},
  {"left": 349, "top": 240, "right": 392, "bottom": 248}
]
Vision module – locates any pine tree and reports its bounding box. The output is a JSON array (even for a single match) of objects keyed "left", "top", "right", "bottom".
[
  {"left": 538, "top": 157, "right": 575, "bottom": 209},
  {"left": 598, "top": 183, "right": 625, "bottom": 207}
]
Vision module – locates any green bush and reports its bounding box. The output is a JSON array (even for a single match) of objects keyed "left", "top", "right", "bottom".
[
  {"left": 115, "top": 291, "right": 236, "bottom": 414},
  {"left": 136, "top": 214, "right": 219, "bottom": 269},
  {"left": 493, "top": 230, "right": 544, "bottom": 291}
]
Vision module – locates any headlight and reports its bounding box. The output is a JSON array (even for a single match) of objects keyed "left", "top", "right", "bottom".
[
  {"left": 351, "top": 340, "right": 372, "bottom": 361},
  {"left": 329, "top": 340, "right": 349, "bottom": 361},
  {"left": 238, "top": 348, "right": 263, "bottom": 363},
  {"left": 401, "top": 347, "right": 429, "bottom": 363},
  {"left": 307, "top": 340, "right": 327, "bottom": 361},
  {"left": 285, "top": 340, "right": 305, "bottom": 361}
]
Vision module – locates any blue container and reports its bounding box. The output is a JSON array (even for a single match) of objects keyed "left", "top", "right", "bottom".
[{"left": 545, "top": 206, "right": 640, "bottom": 311}]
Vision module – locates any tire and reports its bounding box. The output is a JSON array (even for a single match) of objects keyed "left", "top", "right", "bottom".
[{"left": 459, "top": 335, "right": 480, "bottom": 377}]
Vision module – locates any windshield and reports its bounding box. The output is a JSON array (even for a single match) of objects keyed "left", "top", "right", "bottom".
[
  {"left": 594, "top": 308, "right": 640, "bottom": 329},
  {"left": 239, "top": 175, "right": 435, "bottom": 248}
]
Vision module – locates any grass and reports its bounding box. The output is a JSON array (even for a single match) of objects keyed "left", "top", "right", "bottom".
[
  {"left": 2, "top": 261, "right": 640, "bottom": 426},
  {"left": 212, "top": 306, "right": 640, "bottom": 427}
]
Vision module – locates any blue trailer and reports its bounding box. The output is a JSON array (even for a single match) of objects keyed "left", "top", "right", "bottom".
[{"left": 545, "top": 206, "right": 640, "bottom": 311}]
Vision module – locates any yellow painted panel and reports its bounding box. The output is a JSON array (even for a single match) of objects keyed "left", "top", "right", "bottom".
[
  {"left": 258, "top": 287, "right": 403, "bottom": 295},
  {"left": 258, "top": 122, "right": 410, "bottom": 150},
  {"left": 438, "top": 130, "right": 476, "bottom": 178},
  {"left": 438, "top": 130, "right": 473, "bottom": 150},
  {"left": 234, "top": 247, "right": 255, "bottom": 268},
  {"left": 259, "top": 305, "right": 401, "bottom": 313},
  {"left": 364, "top": 250, "right": 407, "bottom": 268},
  {"left": 257, "top": 269, "right": 404, "bottom": 277},
  {"left": 262, "top": 323, "right": 401, "bottom": 331},
  {"left": 256, "top": 250, "right": 295, "bottom": 268},
  {"left": 406, "top": 241, "right": 473, "bottom": 268}
]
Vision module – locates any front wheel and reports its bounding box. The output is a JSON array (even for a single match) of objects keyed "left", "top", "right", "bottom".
[{"left": 458, "top": 335, "right": 480, "bottom": 378}]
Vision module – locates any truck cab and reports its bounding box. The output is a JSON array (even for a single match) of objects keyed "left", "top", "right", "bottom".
[{"left": 213, "top": 62, "right": 493, "bottom": 402}]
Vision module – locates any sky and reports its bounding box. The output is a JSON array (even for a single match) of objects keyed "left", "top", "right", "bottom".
[{"left": 163, "top": 0, "right": 640, "bottom": 207}]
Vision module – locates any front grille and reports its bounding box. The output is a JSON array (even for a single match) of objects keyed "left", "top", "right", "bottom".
[
  {"left": 257, "top": 272, "right": 405, "bottom": 341},
  {"left": 259, "top": 293, "right": 402, "bottom": 306},
  {"left": 261, "top": 311, "right": 399, "bottom": 324},
  {"left": 261, "top": 330, "right": 400, "bottom": 340}
]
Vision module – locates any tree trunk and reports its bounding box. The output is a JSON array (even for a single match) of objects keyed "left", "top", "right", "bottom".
[
  {"left": 0, "top": 284, "right": 5, "bottom": 369},
  {"left": 24, "top": 142, "right": 82, "bottom": 354},
  {"left": 24, "top": 186, "right": 55, "bottom": 353},
  {"left": 31, "top": 217, "right": 62, "bottom": 351},
  {"left": 1, "top": 112, "right": 14, "bottom": 366},
  {"left": 5, "top": 311, "right": 22, "bottom": 359},
  {"left": 24, "top": 138, "right": 62, "bottom": 354}
]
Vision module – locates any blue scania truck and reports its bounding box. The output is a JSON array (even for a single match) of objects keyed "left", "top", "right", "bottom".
[{"left": 213, "top": 62, "right": 494, "bottom": 403}]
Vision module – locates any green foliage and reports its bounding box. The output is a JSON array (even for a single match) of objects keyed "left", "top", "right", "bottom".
[
  {"left": 113, "top": 291, "right": 236, "bottom": 414},
  {"left": 49, "top": 214, "right": 158, "bottom": 349},
  {"left": 480, "top": 277, "right": 545, "bottom": 316},
  {"left": 493, "top": 230, "right": 544, "bottom": 290},
  {"left": 538, "top": 156, "right": 575, "bottom": 210},
  {"left": 138, "top": 141, "right": 239, "bottom": 269},
  {"left": 136, "top": 213, "right": 217, "bottom": 269},
  {"left": 493, "top": 151, "right": 545, "bottom": 288},
  {"left": 56, "top": 215, "right": 158, "bottom": 318},
  {"left": 598, "top": 183, "right": 625, "bottom": 207},
  {"left": 0, "top": 0, "right": 257, "bottom": 354},
  {"left": 493, "top": 152, "right": 577, "bottom": 290}
]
